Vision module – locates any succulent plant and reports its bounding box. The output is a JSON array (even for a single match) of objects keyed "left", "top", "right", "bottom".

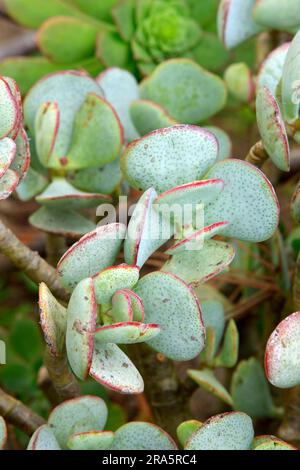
[
  {"left": 1, "top": 0, "right": 232, "bottom": 95},
  {"left": 0, "top": 76, "right": 30, "bottom": 199},
  {"left": 27, "top": 396, "right": 177, "bottom": 450}
]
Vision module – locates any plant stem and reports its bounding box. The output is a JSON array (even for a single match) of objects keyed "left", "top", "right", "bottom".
[
  {"left": 0, "top": 218, "right": 69, "bottom": 302},
  {"left": 0, "top": 387, "right": 45, "bottom": 436},
  {"left": 245, "top": 140, "right": 269, "bottom": 168},
  {"left": 45, "top": 234, "right": 67, "bottom": 267},
  {"left": 130, "top": 344, "right": 191, "bottom": 438},
  {"left": 44, "top": 349, "right": 80, "bottom": 403}
]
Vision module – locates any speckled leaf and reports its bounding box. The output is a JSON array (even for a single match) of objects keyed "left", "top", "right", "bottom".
[
  {"left": 34, "top": 101, "right": 59, "bottom": 167},
  {"left": 69, "top": 158, "right": 122, "bottom": 195},
  {"left": 10, "top": 128, "right": 30, "bottom": 180},
  {"left": 95, "top": 322, "right": 160, "bottom": 345},
  {"left": 111, "top": 422, "right": 177, "bottom": 450},
  {"left": 253, "top": 435, "right": 297, "bottom": 451},
  {"left": 188, "top": 369, "right": 233, "bottom": 406},
  {"left": 163, "top": 240, "right": 235, "bottom": 287},
  {"left": 214, "top": 320, "right": 239, "bottom": 368},
  {"left": 256, "top": 87, "right": 290, "bottom": 172},
  {"left": 0, "top": 416, "right": 7, "bottom": 450},
  {"left": 97, "top": 67, "right": 139, "bottom": 142},
  {"left": 89, "top": 340, "right": 144, "bottom": 394},
  {"left": 201, "top": 300, "right": 225, "bottom": 355},
  {"left": 257, "top": 43, "right": 290, "bottom": 96},
  {"left": 281, "top": 30, "right": 300, "bottom": 124},
  {"left": 124, "top": 188, "right": 174, "bottom": 268},
  {"left": 205, "top": 159, "right": 279, "bottom": 242},
  {"left": 185, "top": 412, "right": 254, "bottom": 450},
  {"left": 134, "top": 272, "right": 205, "bottom": 361},
  {"left": 48, "top": 396, "right": 108, "bottom": 450},
  {"left": 27, "top": 425, "right": 61, "bottom": 450},
  {"left": 130, "top": 100, "right": 176, "bottom": 136},
  {"left": 67, "top": 92, "right": 123, "bottom": 169},
  {"left": 0, "top": 169, "right": 19, "bottom": 200},
  {"left": 0, "top": 138, "right": 16, "bottom": 178},
  {"left": 265, "top": 311, "right": 300, "bottom": 388},
  {"left": 16, "top": 167, "right": 49, "bottom": 201},
  {"left": 36, "top": 178, "right": 112, "bottom": 210},
  {"left": 67, "top": 431, "right": 114, "bottom": 451},
  {"left": 140, "top": 59, "right": 227, "bottom": 123},
  {"left": 155, "top": 180, "right": 224, "bottom": 209},
  {"left": 121, "top": 125, "right": 218, "bottom": 193},
  {"left": 218, "top": 0, "right": 262, "bottom": 49},
  {"left": 166, "top": 222, "right": 229, "bottom": 256},
  {"left": 39, "top": 282, "right": 67, "bottom": 357},
  {"left": 125, "top": 290, "right": 144, "bottom": 322},
  {"left": 204, "top": 126, "right": 232, "bottom": 161},
  {"left": 57, "top": 224, "right": 126, "bottom": 292},
  {"left": 0, "top": 76, "right": 20, "bottom": 139},
  {"left": 224, "top": 63, "right": 255, "bottom": 103},
  {"left": 93, "top": 265, "right": 139, "bottom": 304},
  {"left": 176, "top": 421, "right": 202, "bottom": 448},
  {"left": 111, "top": 289, "right": 133, "bottom": 322},
  {"left": 29, "top": 206, "right": 96, "bottom": 238},
  {"left": 66, "top": 278, "right": 97, "bottom": 380},
  {"left": 231, "top": 358, "right": 278, "bottom": 418},
  {"left": 253, "top": 0, "right": 300, "bottom": 30}
]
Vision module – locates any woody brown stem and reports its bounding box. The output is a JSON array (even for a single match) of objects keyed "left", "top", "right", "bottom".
[
  {"left": 245, "top": 140, "right": 269, "bottom": 168},
  {"left": 0, "top": 387, "right": 45, "bottom": 436},
  {"left": 44, "top": 348, "right": 80, "bottom": 403}
]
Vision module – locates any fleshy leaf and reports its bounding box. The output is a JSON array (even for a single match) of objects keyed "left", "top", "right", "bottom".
[
  {"left": 253, "top": 435, "right": 297, "bottom": 451},
  {"left": 29, "top": 206, "right": 96, "bottom": 238},
  {"left": 231, "top": 358, "right": 279, "bottom": 418},
  {"left": 291, "top": 183, "right": 300, "bottom": 223},
  {"left": 111, "top": 422, "right": 177, "bottom": 450},
  {"left": 121, "top": 125, "right": 218, "bottom": 193},
  {"left": 10, "top": 128, "right": 31, "bottom": 180},
  {"left": 95, "top": 322, "right": 160, "bottom": 344},
  {"left": 130, "top": 100, "right": 176, "bottom": 136},
  {"left": 57, "top": 224, "right": 126, "bottom": 292},
  {"left": 111, "top": 289, "right": 144, "bottom": 323},
  {"left": 0, "top": 76, "right": 20, "bottom": 139},
  {"left": 66, "top": 278, "right": 97, "bottom": 380},
  {"left": 214, "top": 320, "right": 239, "bottom": 368},
  {"left": 155, "top": 180, "right": 224, "bottom": 209},
  {"left": 93, "top": 265, "right": 139, "bottom": 304},
  {"left": 69, "top": 158, "right": 122, "bottom": 195},
  {"left": 124, "top": 188, "right": 173, "bottom": 268},
  {"left": 67, "top": 431, "right": 114, "bottom": 451},
  {"left": 27, "top": 425, "right": 61, "bottom": 450},
  {"left": 134, "top": 271, "right": 205, "bottom": 361},
  {"left": 281, "top": 30, "right": 300, "bottom": 124},
  {"left": 256, "top": 87, "right": 290, "bottom": 172},
  {"left": 185, "top": 412, "right": 254, "bottom": 450},
  {"left": 140, "top": 59, "right": 227, "bottom": 123},
  {"left": 16, "top": 167, "right": 48, "bottom": 201},
  {"left": 205, "top": 159, "right": 279, "bottom": 242},
  {"left": 224, "top": 63, "right": 255, "bottom": 103},
  {"left": 97, "top": 67, "right": 139, "bottom": 142},
  {"left": 48, "top": 396, "right": 108, "bottom": 450},
  {"left": 0, "top": 416, "right": 7, "bottom": 450},
  {"left": 201, "top": 300, "right": 225, "bottom": 355},
  {"left": 36, "top": 178, "right": 112, "bottom": 209},
  {"left": 176, "top": 420, "right": 202, "bottom": 448},
  {"left": 39, "top": 282, "right": 67, "bottom": 357},
  {"left": 218, "top": 0, "right": 262, "bottom": 49},
  {"left": 265, "top": 311, "right": 300, "bottom": 388},
  {"left": 0, "top": 169, "right": 19, "bottom": 200},
  {"left": 257, "top": 43, "right": 290, "bottom": 96},
  {"left": 188, "top": 369, "right": 233, "bottom": 406},
  {"left": 204, "top": 126, "right": 232, "bottom": 161},
  {"left": 253, "top": 0, "right": 300, "bottom": 30},
  {"left": 0, "top": 137, "right": 16, "bottom": 177},
  {"left": 89, "top": 340, "right": 144, "bottom": 394},
  {"left": 163, "top": 240, "right": 235, "bottom": 287}
]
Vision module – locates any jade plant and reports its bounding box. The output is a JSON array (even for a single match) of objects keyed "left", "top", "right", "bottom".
[{"left": 1, "top": 0, "right": 232, "bottom": 94}]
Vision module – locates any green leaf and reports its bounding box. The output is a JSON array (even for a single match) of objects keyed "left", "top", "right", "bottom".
[
  {"left": 0, "top": 169, "right": 19, "bottom": 200},
  {"left": 67, "top": 431, "right": 114, "bottom": 450},
  {"left": 281, "top": 30, "right": 300, "bottom": 124},
  {"left": 57, "top": 224, "right": 126, "bottom": 292},
  {"left": 201, "top": 300, "right": 225, "bottom": 355},
  {"left": 185, "top": 412, "right": 254, "bottom": 450},
  {"left": 194, "top": 32, "right": 230, "bottom": 72},
  {"left": 0, "top": 138, "right": 16, "bottom": 177},
  {"left": 16, "top": 167, "right": 48, "bottom": 202},
  {"left": 140, "top": 59, "right": 227, "bottom": 123},
  {"left": 111, "top": 289, "right": 144, "bottom": 323},
  {"left": 256, "top": 87, "right": 290, "bottom": 172},
  {"left": 66, "top": 278, "right": 97, "bottom": 380},
  {"left": 89, "top": 340, "right": 144, "bottom": 394},
  {"left": 69, "top": 158, "right": 122, "bottom": 195},
  {"left": 0, "top": 416, "right": 7, "bottom": 450},
  {"left": 39, "top": 282, "right": 67, "bottom": 357},
  {"left": 29, "top": 206, "right": 96, "bottom": 238},
  {"left": 111, "top": 422, "right": 177, "bottom": 450},
  {"left": 188, "top": 369, "right": 233, "bottom": 406},
  {"left": 134, "top": 271, "right": 205, "bottom": 361},
  {"left": 121, "top": 125, "right": 218, "bottom": 193},
  {"left": 0, "top": 77, "right": 20, "bottom": 139},
  {"left": 48, "top": 396, "right": 108, "bottom": 449},
  {"left": 214, "top": 320, "right": 239, "bottom": 368},
  {"left": 130, "top": 99, "right": 176, "bottom": 136},
  {"left": 291, "top": 183, "right": 300, "bottom": 223},
  {"left": 95, "top": 322, "right": 160, "bottom": 344},
  {"left": 265, "top": 311, "right": 300, "bottom": 388},
  {"left": 231, "top": 358, "right": 279, "bottom": 418},
  {"left": 96, "top": 31, "right": 134, "bottom": 70},
  {"left": 252, "top": 435, "right": 297, "bottom": 451},
  {"left": 27, "top": 425, "right": 61, "bottom": 450},
  {"left": 112, "top": 0, "right": 135, "bottom": 40},
  {"left": 176, "top": 420, "right": 202, "bottom": 448},
  {"left": 10, "top": 128, "right": 31, "bottom": 181},
  {"left": 163, "top": 240, "right": 235, "bottom": 287},
  {"left": 224, "top": 63, "right": 255, "bottom": 103},
  {"left": 253, "top": 0, "right": 300, "bottom": 30},
  {"left": 204, "top": 126, "right": 232, "bottom": 161},
  {"left": 257, "top": 43, "right": 289, "bottom": 97},
  {"left": 72, "top": 0, "right": 119, "bottom": 23},
  {"left": 93, "top": 265, "right": 139, "bottom": 304},
  {"left": 205, "top": 159, "right": 279, "bottom": 242}
]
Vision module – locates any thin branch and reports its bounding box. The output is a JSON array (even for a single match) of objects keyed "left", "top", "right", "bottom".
[
  {"left": 44, "top": 349, "right": 81, "bottom": 403},
  {"left": 225, "top": 289, "right": 274, "bottom": 321},
  {"left": 0, "top": 218, "right": 69, "bottom": 302},
  {"left": 0, "top": 387, "right": 45, "bottom": 436}
]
